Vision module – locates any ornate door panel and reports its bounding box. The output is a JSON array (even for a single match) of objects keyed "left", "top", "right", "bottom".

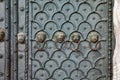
[
  {"left": 2, "top": 0, "right": 113, "bottom": 80},
  {"left": 28, "top": 0, "right": 113, "bottom": 80}
]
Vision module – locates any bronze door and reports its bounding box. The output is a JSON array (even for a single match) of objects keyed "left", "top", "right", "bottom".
[{"left": 0, "top": 0, "right": 113, "bottom": 80}]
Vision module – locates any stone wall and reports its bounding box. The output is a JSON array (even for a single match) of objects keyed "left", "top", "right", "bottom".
[{"left": 113, "top": 0, "right": 120, "bottom": 79}]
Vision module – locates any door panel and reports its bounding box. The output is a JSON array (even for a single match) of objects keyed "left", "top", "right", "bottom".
[
  {"left": 1, "top": 0, "right": 113, "bottom": 80},
  {"left": 28, "top": 0, "right": 113, "bottom": 80}
]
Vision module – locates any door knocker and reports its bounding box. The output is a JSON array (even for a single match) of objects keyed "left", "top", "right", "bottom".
[
  {"left": 53, "top": 31, "right": 66, "bottom": 43},
  {"left": 35, "top": 31, "right": 46, "bottom": 43},
  {"left": 69, "top": 32, "right": 81, "bottom": 51},
  {"left": 53, "top": 31, "right": 66, "bottom": 49},
  {"left": 34, "top": 31, "right": 47, "bottom": 50},
  {"left": 88, "top": 31, "right": 101, "bottom": 50},
  {"left": 17, "top": 32, "right": 28, "bottom": 52},
  {"left": 60, "top": 32, "right": 82, "bottom": 51},
  {"left": 0, "top": 28, "right": 5, "bottom": 42},
  {"left": 70, "top": 32, "right": 81, "bottom": 43},
  {"left": 18, "top": 32, "right": 26, "bottom": 44}
]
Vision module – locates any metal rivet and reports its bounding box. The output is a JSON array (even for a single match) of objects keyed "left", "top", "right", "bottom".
[
  {"left": 0, "top": 54, "right": 3, "bottom": 59},
  {"left": 34, "top": 7, "right": 37, "bottom": 10},
  {"left": 20, "top": 7, "right": 25, "bottom": 11},
  {"left": 20, "top": 78, "right": 23, "bottom": 80},
  {"left": 0, "top": 72, "right": 3, "bottom": 77},
  {"left": 0, "top": 17, "right": 4, "bottom": 22},
  {"left": 20, "top": 27, "right": 24, "bottom": 30},
  {"left": 19, "top": 54, "right": 24, "bottom": 59}
]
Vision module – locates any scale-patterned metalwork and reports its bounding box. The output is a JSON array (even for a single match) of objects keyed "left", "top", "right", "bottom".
[
  {"left": 28, "top": 0, "right": 113, "bottom": 80},
  {"left": 0, "top": 0, "right": 113, "bottom": 80}
]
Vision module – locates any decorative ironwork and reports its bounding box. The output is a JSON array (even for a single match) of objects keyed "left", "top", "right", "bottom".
[
  {"left": 2, "top": 0, "right": 113, "bottom": 80},
  {"left": 28, "top": 0, "right": 113, "bottom": 80}
]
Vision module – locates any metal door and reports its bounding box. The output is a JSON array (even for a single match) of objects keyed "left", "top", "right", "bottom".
[{"left": 0, "top": 0, "right": 113, "bottom": 80}]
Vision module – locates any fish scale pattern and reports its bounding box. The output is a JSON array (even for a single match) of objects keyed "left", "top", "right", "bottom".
[{"left": 30, "top": 0, "right": 110, "bottom": 80}]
